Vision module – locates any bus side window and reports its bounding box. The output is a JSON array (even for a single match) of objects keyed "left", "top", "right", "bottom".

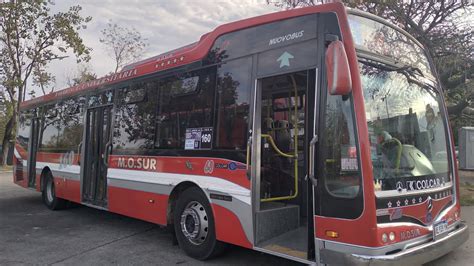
[
  {"left": 155, "top": 67, "right": 216, "bottom": 150},
  {"left": 17, "top": 111, "right": 31, "bottom": 152},
  {"left": 39, "top": 104, "right": 60, "bottom": 153},
  {"left": 215, "top": 57, "right": 252, "bottom": 151},
  {"left": 113, "top": 83, "right": 157, "bottom": 151},
  {"left": 56, "top": 97, "right": 85, "bottom": 153}
]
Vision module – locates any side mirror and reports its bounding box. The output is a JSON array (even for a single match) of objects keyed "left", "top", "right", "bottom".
[{"left": 326, "top": 40, "right": 352, "bottom": 95}]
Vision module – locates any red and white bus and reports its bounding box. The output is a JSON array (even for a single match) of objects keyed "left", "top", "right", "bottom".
[{"left": 14, "top": 3, "right": 468, "bottom": 264}]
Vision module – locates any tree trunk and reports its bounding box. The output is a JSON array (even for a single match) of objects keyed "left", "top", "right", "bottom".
[{"left": 1, "top": 110, "right": 16, "bottom": 166}]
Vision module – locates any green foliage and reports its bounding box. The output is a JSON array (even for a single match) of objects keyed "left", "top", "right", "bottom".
[
  {"left": 0, "top": 0, "right": 92, "bottom": 103},
  {"left": 100, "top": 22, "right": 148, "bottom": 73},
  {"left": 66, "top": 63, "right": 97, "bottom": 87},
  {"left": 0, "top": 0, "right": 91, "bottom": 164}
]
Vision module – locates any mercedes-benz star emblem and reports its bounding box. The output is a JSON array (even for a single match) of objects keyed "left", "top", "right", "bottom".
[{"left": 396, "top": 181, "right": 403, "bottom": 192}]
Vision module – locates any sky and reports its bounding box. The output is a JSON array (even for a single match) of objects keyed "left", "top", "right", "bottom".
[{"left": 39, "top": 0, "right": 280, "bottom": 99}]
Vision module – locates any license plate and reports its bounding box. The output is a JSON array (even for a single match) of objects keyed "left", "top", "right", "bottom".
[{"left": 433, "top": 220, "right": 448, "bottom": 238}]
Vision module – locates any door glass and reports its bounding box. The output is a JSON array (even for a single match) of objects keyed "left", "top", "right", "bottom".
[
  {"left": 317, "top": 90, "right": 363, "bottom": 219},
  {"left": 83, "top": 109, "right": 96, "bottom": 201},
  {"left": 260, "top": 71, "right": 307, "bottom": 201},
  {"left": 83, "top": 105, "right": 112, "bottom": 206},
  {"left": 96, "top": 107, "right": 111, "bottom": 203},
  {"left": 28, "top": 118, "right": 40, "bottom": 187}
]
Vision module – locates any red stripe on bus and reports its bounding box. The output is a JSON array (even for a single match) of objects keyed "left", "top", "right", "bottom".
[{"left": 109, "top": 155, "right": 250, "bottom": 189}]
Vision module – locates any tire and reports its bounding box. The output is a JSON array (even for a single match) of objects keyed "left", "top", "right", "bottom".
[
  {"left": 41, "top": 171, "right": 67, "bottom": 210},
  {"left": 174, "top": 187, "right": 226, "bottom": 260}
]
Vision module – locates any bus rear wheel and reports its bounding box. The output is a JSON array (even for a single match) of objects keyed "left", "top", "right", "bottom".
[
  {"left": 42, "top": 171, "right": 67, "bottom": 210},
  {"left": 174, "top": 187, "right": 225, "bottom": 260}
]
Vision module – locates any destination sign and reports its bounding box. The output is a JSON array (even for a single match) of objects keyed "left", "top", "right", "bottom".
[{"left": 185, "top": 127, "right": 213, "bottom": 150}]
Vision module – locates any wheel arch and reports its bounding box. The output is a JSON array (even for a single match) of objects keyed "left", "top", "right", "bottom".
[
  {"left": 167, "top": 181, "right": 209, "bottom": 226},
  {"left": 39, "top": 166, "right": 52, "bottom": 192}
]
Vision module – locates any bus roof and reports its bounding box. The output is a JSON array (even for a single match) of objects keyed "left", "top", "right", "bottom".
[{"left": 21, "top": 2, "right": 347, "bottom": 109}]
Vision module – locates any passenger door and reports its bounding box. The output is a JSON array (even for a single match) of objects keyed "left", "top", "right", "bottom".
[
  {"left": 82, "top": 91, "right": 114, "bottom": 207},
  {"left": 27, "top": 116, "right": 40, "bottom": 188},
  {"left": 250, "top": 38, "right": 318, "bottom": 261}
]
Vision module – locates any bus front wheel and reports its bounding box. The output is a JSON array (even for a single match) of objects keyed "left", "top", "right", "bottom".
[
  {"left": 173, "top": 187, "right": 225, "bottom": 260},
  {"left": 41, "top": 171, "right": 67, "bottom": 210}
]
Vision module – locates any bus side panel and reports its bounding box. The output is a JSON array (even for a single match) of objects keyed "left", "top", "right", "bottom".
[
  {"left": 211, "top": 204, "right": 252, "bottom": 248},
  {"left": 108, "top": 186, "right": 169, "bottom": 225},
  {"left": 53, "top": 177, "right": 66, "bottom": 198},
  {"left": 106, "top": 160, "right": 254, "bottom": 247},
  {"left": 13, "top": 168, "right": 28, "bottom": 188},
  {"left": 35, "top": 173, "right": 41, "bottom": 191},
  {"left": 64, "top": 179, "right": 81, "bottom": 203},
  {"left": 13, "top": 145, "right": 28, "bottom": 188}
]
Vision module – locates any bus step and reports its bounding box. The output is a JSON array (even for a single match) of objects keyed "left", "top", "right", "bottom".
[
  {"left": 258, "top": 226, "right": 308, "bottom": 259},
  {"left": 256, "top": 204, "right": 299, "bottom": 244}
]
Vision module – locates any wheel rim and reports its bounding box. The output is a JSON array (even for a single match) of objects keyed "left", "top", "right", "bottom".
[
  {"left": 46, "top": 177, "right": 54, "bottom": 203},
  {"left": 180, "top": 201, "right": 209, "bottom": 245}
]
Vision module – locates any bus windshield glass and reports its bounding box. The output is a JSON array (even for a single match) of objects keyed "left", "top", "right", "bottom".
[
  {"left": 348, "top": 14, "right": 432, "bottom": 77},
  {"left": 360, "top": 61, "right": 451, "bottom": 195}
]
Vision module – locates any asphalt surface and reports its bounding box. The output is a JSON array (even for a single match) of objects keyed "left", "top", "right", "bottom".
[{"left": 0, "top": 172, "right": 472, "bottom": 265}]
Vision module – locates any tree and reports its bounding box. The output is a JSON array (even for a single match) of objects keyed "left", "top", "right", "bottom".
[
  {"left": 65, "top": 63, "right": 97, "bottom": 87},
  {"left": 267, "top": 0, "right": 474, "bottom": 132},
  {"left": 32, "top": 63, "right": 55, "bottom": 96},
  {"left": 100, "top": 22, "right": 148, "bottom": 73},
  {"left": 0, "top": 0, "right": 92, "bottom": 165}
]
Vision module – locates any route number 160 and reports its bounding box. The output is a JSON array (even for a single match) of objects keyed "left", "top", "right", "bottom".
[{"left": 201, "top": 134, "right": 212, "bottom": 143}]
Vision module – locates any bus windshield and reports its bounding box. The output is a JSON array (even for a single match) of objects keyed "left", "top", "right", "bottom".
[
  {"left": 348, "top": 14, "right": 432, "bottom": 77},
  {"left": 360, "top": 61, "right": 451, "bottom": 195}
]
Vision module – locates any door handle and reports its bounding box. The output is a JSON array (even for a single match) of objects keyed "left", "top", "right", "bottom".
[
  {"left": 308, "top": 135, "right": 318, "bottom": 186},
  {"left": 77, "top": 141, "right": 83, "bottom": 166},
  {"left": 246, "top": 134, "right": 252, "bottom": 180},
  {"left": 103, "top": 142, "right": 112, "bottom": 167}
]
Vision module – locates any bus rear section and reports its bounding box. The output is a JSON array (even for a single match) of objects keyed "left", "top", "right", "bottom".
[{"left": 13, "top": 3, "right": 468, "bottom": 265}]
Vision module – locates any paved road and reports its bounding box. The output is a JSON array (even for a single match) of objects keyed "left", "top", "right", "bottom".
[
  {"left": 0, "top": 173, "right": 298, "bottom": 265},
  {"left": 0, "top": 172, "right": 471, "bottom": 265}
]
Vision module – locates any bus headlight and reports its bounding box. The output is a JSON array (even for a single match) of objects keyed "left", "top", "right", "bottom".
[
  {"left": 389, "top": 232, "right": 395, "bottom": 241},
  {"left": 382, "top": 233, "right": 388, "bottom": 243}
]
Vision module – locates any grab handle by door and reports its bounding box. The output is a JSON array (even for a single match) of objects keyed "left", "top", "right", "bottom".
[
  {"left": 103, "top": 142, "right": 112, "bottom": 167},
  {"left": 77, "top": 141, "right": 83, "bottom": 165},
  {"left": 246, "top": 133, "right": 252, "bottom": 180},
  {"left": 308, "top": 135, "right": 318, "bottom": 186}
]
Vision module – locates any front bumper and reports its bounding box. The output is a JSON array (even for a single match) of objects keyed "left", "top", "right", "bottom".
[{"left": 320, "top": 222, "right": 469, "bottom": 265}]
